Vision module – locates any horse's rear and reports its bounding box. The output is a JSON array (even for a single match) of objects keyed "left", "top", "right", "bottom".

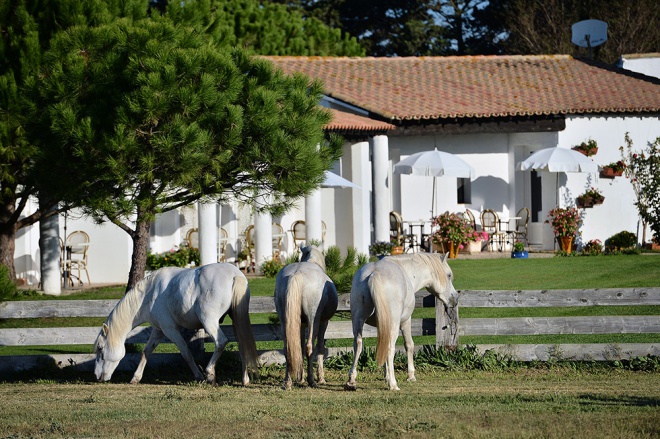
[
  {"left": 275, "top": 259, "right": 337, "bottom": 389},
  {"left": 345, "top": 259, "right": 411, "bottom": 391}
]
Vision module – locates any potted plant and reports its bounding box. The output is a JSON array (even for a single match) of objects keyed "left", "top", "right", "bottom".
[
  {"left": 600, "top": 160, "right": 626, "bottom": 178},
  {"left": 430, "top": 211, "right": 474, "bottom": 258},
  {"left": 576, "top": 187, "right": 604, "bottom": 208},
  {"left": 546, "top": 207, "right": 581, "bottom": 254},
  {"left": 461, "top": 230, "right": 488, "bottom": 253},
  {"left": 369, "top": 241, "right": 394, "bottom": 259},
  {"left": 511, "top": 241, "right": 528, "bottom": 259},
  {"left": 571, "top": 139, "right": 598, "bottom": 157}
]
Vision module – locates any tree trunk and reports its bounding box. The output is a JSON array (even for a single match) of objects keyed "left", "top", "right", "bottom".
[
  {"left": 0, "top": 227, "right": 16, "bottom": 280},
  {"left": 126, "top": 218, "right": 150, "bottom": 293},
  {"left": 0, "top": 198, "right": 17, "bottom": 280}
]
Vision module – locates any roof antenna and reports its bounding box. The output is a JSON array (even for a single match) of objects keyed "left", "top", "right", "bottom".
[{"left": 571, "top": 20, "right": 607, "bottom": 60}]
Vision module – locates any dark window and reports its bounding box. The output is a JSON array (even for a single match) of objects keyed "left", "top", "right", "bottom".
[
  {"left": 457, "top": 178, "right": 471, "bottom": 204},
  {"left": 531, "top": 170, "right": 542, "bottom": 222}
]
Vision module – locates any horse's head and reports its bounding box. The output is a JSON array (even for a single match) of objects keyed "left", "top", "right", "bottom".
[
  {"left": 428, "top": 253, "right": 459, "bottom": 308},
  {"left": 94, "top": 322, "right": 125, "bottom": 382},
  {"left": 300, "top": 244, "right": 326, "bottom": 271}
]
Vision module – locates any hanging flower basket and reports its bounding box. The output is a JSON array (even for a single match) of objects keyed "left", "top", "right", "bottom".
[
  {"left": 600, "top": 161, "right": 626, "bottom": 178},
  {"left": 576, "top": 187, "right": 604, "bottom": 208},
  {"left": 571, "top": 139, "right": 598, "bottom": 157}
]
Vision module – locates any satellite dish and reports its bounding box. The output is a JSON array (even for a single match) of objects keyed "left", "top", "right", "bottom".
[{"left": 571, "top": 20, "right": 608, "bottom": 48}]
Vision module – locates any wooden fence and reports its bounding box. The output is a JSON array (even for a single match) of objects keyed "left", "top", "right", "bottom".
[{"left": 1, "top": 287, "right": 659, "bottom": 374}]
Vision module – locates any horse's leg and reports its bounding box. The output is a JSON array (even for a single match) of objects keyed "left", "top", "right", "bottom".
[
  {"left": 162, "top": 327, "right": 205, "bottom": 382},
  {"left": 203, "top": 322, "right": 229, "bottom": 386},
  {"left": 281, "top": 320, "right": 293, "bottom": 390},
  {"left": 344, "top": 318, "right": 365, "bottom": 391},
  {"left": 316, "top": 318, "right": 330, "bottom": 385},
  {"left": 306, "top": 313, "right": 320, "bottom": 388},
  {"left": 401, "top": 318, "right": 416, "bottom": 382},
  {"left": 130, "top": 328, "right": 165, "bottom": 384},
  {"left": 385, "top": 326, "right": 400, "bottom": 391}
]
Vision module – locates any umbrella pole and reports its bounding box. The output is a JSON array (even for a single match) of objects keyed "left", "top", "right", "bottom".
[{"left": 431, "top": 176, "right": 436, "bottom": 218}]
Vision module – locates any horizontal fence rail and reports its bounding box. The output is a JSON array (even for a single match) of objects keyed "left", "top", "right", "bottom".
[{"left": 1, "top": 288, "right": 659, "bottom": 374}]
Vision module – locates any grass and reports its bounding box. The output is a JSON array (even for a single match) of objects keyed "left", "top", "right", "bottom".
[{"left": 0, "top": 368, "right": 658, "bottom": 438}]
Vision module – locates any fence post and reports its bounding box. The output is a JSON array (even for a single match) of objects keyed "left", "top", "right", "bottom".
[{"left": 435, "top": 298, "right": 459, "bottom": 349}]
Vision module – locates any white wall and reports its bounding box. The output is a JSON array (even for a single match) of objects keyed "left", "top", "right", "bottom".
[{"left": 561, "top": 115, "right": 660, "bottom": 246}]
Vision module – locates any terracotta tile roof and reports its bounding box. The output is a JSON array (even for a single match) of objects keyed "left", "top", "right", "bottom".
[
  {"left": 267, "top": 55, "right": 660, "bottom": 122},
  {"left": 325, "top": 108, "right": 395, "bottom": 132}
]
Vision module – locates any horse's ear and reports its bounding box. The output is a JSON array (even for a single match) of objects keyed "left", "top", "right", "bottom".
[
  {"left": 442, "top": 252, "right": 449, "bottom": 262},
  {"left": 102, "top": 323, "right": 109, "bottom": 336}
]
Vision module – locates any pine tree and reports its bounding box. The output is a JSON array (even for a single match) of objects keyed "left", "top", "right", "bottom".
[{"left": 28, "top": 17, "right": 342, "bottom": 289}]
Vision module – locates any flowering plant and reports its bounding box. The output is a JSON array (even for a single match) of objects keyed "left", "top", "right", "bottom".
[
  {"left": 146, "top": 244, "right": 200, "bottom": 270},
  {"left": 579, "top": 187, "right": 604, "bottom": 202},
  {"left": 431, "top": 211, "right": 475, "bottom": 245},
  {"left": 469, "top": 230, "right": 489, "bottom": 242},
  {"left": 572, "top": 139, "right": 598, "bottom": 156},
  {"left": 546, "top": 207, "right": 581, "bottom": 237},
  {"left": 581, "top": 239, "right": 602, "bottom": 256},
  {"left": 604, "top": 160, "right": 626, "bottom": 172}
]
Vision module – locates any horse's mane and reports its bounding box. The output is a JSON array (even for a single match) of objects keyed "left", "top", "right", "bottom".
[
  {"left": 389, "top": 253, "right": 450, "bottom": 286},
  {"left": 104, "top": 274, "right": 154, "bottom": 345}
]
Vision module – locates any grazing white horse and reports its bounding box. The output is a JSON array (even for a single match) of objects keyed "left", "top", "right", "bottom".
[
  {"left": 94, "top": 263, "right": 258, "bottom": 385},
  {"left": 345, "top": 252, "right": 458, "bottom": 391},
  {"left": 274, "top": 245, "right": 338, "bottom": 389}
]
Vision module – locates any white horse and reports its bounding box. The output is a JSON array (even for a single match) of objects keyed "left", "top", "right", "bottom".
[
  {"left": 344, "top": 252, "right": 458, "bottom": 391},
  {"left": 274, "top": 245, "right": 338, "bottom": 389},
  {"left": 94, "top": 263, "right": 258, "bottom": 385}
]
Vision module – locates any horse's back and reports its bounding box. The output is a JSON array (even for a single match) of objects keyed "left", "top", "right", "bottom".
[{"left": 276, "top": 261, "right": 337, "bottom": 317}]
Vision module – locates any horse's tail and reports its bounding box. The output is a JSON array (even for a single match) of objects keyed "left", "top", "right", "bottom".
[
  {"left": 284, "top": 273, "right": 304, "bottom": 382},
  {"left": 369, "top": 272, "right": 392, "bottom": 367},
  {"left": 231, "top": 274, "right": 259, "bottom": 373}
]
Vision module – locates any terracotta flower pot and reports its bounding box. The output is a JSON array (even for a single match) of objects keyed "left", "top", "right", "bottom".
[
  {"left": 391, "top": 246, "right": 404, "bottom": 255},
  {"left": 600, "top": 167, "right": 623, "bottom": 178},
  {"left": 558, "top": 236, "right": 574, "bottom": 254}
]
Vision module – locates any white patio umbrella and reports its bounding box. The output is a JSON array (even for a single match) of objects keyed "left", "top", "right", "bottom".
[
  {"left": 517, "top": 147, "right": 599, "bottom": 204},
  {"left": 393, "top": 148, "right": 475, "bottom": 217},
  {"left": 517, "top": 147, "right": 599, "bottom": 173},
  {"left": 321, "top": 171, "right": 360, "bottom": 189}
]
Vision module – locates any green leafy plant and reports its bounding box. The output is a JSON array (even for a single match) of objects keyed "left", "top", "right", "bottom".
[
  {"left": 369, "top": 241, "right": 393, "bottom": 256},
  {"left": 260, "top": 258, "right": 283, "bottom": 278},
  {"left": 580, "top": 187, "right": 604, "bottom": 202},
  {"left": 581, "top": 239, "right": 603, "bottom": 256},
  {"left": 324, "top": 245, "right": 368, "bottom": 295},
  {"left": 146, "top": 244, "right": 200, "bottom": 270},
  {"left": 0, "top": 264, "right": 17, "bottom": 301},
  {"left": 512, "top": 241, "right": 525, "bottom": 252},
  {"left": 604, "top": 231, "right": 638, "bottom": 253}
]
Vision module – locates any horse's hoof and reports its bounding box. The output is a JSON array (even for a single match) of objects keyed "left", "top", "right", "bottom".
[
  {"left": 406, "top": 376, "right": 417, "bottom": 382},
  {"left": 317, "top": 379, "right": 327, "bottom": 385},
  {"left": 129, "top": 379, "right": 140, "bottom": 385},
  {"left": 389, "top": 386, "right": 401, "bottom": 391},
  {"left": 344, "top": 382, "right": 357, "bottom": 391}
]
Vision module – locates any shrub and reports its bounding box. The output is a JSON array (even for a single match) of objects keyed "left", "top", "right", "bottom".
[
  {"left": 146, "top": 244, "right": 200, "bottom": 270},
  {"left": 261, "top": 258, "right": 283, "bottom": 278},
  {"left": 325, "top": 245, "right": 368, "bottom": 295},
  {"left": 0, "top": 264, "right": 17, "bottom": 300},
  {"left": 604, "top": 231, "right": 637, "bottom": 253}
]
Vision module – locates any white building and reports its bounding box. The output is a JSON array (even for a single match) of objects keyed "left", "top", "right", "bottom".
[{"left": 14, "top": 54, "right": 660, "bottom": 287}]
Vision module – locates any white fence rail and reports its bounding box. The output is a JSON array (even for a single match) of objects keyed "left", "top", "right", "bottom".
[{"left": 1, "top": 288, "right": 659, "bottom": 373}]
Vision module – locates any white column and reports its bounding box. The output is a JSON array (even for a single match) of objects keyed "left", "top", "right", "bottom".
[
  {"left": 305, "top": 189, "right": 323, "bottom": 244},
  {"left": 221, "top": 201, "right": 238, "bottom": 263},
  {"left": 351, "top": 141, "right": 371, "bottom": 254},
  {"left": 198, "top": 202, "right": 218, "bottom": 265},
  {"left": 371, "top": 135, "right": 390, "bottom": 243},
  {"left": 254, "top": 207, "right": 272, "bottom": 275},
  {"left": 39, "top": 204, "right": 61, "bottom": 295}
]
